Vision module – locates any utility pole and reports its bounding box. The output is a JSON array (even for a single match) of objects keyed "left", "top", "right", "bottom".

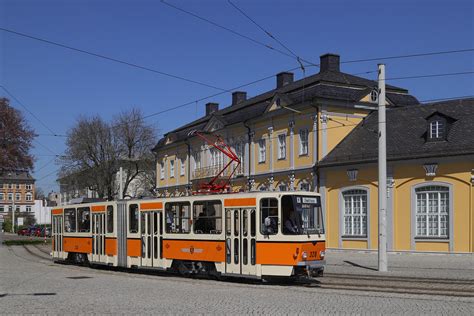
[
  {"left": 378, "top": 64, "right": 388, "bottom": 272},
  {"left": 119, "top": 167, "right": 123, "bottom": 200}
]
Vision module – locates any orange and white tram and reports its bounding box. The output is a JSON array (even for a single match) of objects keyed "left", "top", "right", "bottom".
[{"left": 51, "top": 191, "right": 326, "bottom": 280}]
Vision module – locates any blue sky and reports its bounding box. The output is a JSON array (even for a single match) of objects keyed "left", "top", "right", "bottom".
[{"left": 1, "top": 0, "right": 473, "bottom": 194}]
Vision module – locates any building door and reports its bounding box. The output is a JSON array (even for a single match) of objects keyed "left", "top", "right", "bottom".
[
  {"left": 141, "top": 211, "right": 161, "bottom": 267},
  {"left": 225, "top": 208, "right": 257, "bottom": 276},
  {"left": 92, "top": 212, "right": 105, "bottom": 262},
  {"left": 52, "top": 215, "right": 63, "bottom": 258}
]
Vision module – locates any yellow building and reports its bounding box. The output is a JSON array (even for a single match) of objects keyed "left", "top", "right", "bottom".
[
  {"left": 0, "top": 169, "right": 36, "bottom": 223},
  {"left": 152, "top": 53, "right": 417, "bottom": 198},
  {"left": 318, "top": 98, "right": 474, "bottom": 253}
]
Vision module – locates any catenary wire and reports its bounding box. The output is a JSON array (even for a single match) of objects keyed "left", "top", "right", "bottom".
[
  {"left": 160, "top": 1, "right": 474, "bottom": 67},
  {"left": 1, "top": 85, "right": 57, "bottom": 135},
  {"left": 227, "top": 0, "right": 299, "bottom": 59},
  {"left": 0, "top": 27, "right": 226, "bottom": 91},
  {"left": 160, "top": 0, "right": 319, "bottom": 67}
]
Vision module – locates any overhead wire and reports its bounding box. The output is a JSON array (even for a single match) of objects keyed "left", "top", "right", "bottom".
[
  {"left": 227, "top": 0, "right": 299, "bottom": 60},
  {"left": 160, "top": 0, "right": 320, "bottom": 67},
  {"left": 0, "top": 27, "right": 226, "bottom": 91},
  {"left": 1, "top": 85, "right": 58, "bottom": 135}
]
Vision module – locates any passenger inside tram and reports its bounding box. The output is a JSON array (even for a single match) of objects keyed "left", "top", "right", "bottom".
[
  {"left": 284, "top": 211, "right": 303, "bottom": 234},
  {"left": 282, "top": 195, "right": 303, "bottom": 234}
]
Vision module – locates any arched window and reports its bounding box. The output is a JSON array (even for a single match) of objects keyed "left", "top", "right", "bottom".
[
  {"left": 342, "top": 189, "right": 368, "bottom": 237},
  {"left": 415, "top": 185, "right": 449, "bottom": 238}
]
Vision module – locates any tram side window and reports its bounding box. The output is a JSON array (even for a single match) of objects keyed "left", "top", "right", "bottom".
[
  {"left": 129, "top": 204, "right": 139, "bottom": 233},
  {"left": 165, "top": 202, "right": 191, "bottom": 233},
  {"left": 193, "top": 200, "right": 222, "bottom": 234},
  {"left": 260, "top": 198, "right": 278, "bottom": 235},
  {"left": 64, "top": 208, "right": 76, "bottom": 232},
  {"left": 107, "top": 205, "right": 114, "bottom": 233},
  {"left": 77, "top": 207, "right": 91, "bottom": 232}
]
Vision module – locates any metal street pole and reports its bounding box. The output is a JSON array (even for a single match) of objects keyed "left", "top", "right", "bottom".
[
  {"left": 378, "top": 64, "right": 388, "bottom": 272},
  {"left": 11, "top": 199, "right": 15, "bottom": 234},
  {"left": 119, "top": 167, "right": 123, "bottom": 200}
]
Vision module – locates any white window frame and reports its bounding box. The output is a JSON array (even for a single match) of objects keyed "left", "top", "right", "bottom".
[
  {"left": 170, "top": 160, "right": 175, "bottom": 178},
  {"left": 160, "top": 163, "right": 165, "bottom": 180},
  {"left": 258, "top": 139, "right": 266, "bottom": 163},
  {"left": 415, "top": 185, "right": 449, "bottom": 238},
  {"left": 16, "top": 183, "right": 20, "bottom": 189},
  {"left": 26, "top": 206, "right": 32, "bottom": 212},
  {"left": 26, "top": 184, "right": 32, "bottom": 190},
  {"left": 180, "top": 158, "right": 185, "bottom": 176},
  {"left": 341, "top": 189, "right": 368, "bottom": 237},
  {"left": 0, "top": 192, "right": 3, "bottom": 200},
  {"left": 26, "top": 193, "right": 32, "bottom": 201},
  {"left": 299, "top": 128, "right": 309, "bottom": 156},
  {"left": 15, "top": 193, "right": 21, "bottom": 201},
  {"left": 277, "top": 134, "right": 286, "bottom": 160},
  {"left": 429, "top": 120, "right": 444, "bottom": 139}
]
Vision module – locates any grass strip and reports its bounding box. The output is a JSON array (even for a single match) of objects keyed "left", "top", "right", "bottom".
[{"left": 3, "top": 239, "right": 51, "bottom": 246}]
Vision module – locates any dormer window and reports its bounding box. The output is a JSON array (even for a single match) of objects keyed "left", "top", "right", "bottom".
[
  {"left": 426, "top": 111, "right": 454, "bottom": 142},
  {"left": 429, "top": 120, "right": 444, "bottom": 139}
]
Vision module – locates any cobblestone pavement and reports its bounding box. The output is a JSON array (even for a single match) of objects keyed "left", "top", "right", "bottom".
[
  {"left": 325, "top": 249, "right": 474, "bottom": 280},
  {"left": 1, "top": 240, "right": 473, "bottom": 314}
]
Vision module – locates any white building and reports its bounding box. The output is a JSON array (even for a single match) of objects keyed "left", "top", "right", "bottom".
[{"left": 32, "top": 199, "right": 51, "bottom": 224}]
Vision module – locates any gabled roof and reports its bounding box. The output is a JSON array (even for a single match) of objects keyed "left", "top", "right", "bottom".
[
  {"left": 153, "top": 63, "right": 419, "bottom": 152},
  {"left": 0, "top": 169, "right": 35, "bottom": 182},
  {"left": 318, "top": 98, "right": 474, "bottom": 167}
]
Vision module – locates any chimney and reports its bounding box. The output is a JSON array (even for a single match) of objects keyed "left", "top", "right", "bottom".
[
  {"left": 205, "top": 102, "right": 219, "bottom": 116},
  {"left": 232, "top": 91, "right": 247, "bottom": 105},
  {"left": 276, "top": 72, "right": 294, "bottom": 88},
  {"left": 320, "top": 53, "right": 340, "bottom": 72}
]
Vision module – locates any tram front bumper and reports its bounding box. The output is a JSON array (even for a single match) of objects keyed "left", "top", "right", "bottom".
[{"left": 296, "top": 260, "right": 326, "bottom": 277}]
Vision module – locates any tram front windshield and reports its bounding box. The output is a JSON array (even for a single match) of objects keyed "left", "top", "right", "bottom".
[{"left": 282, "top": 195, "right": 324, "bottom": 235}]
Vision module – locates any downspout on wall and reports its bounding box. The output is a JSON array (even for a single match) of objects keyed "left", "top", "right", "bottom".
[
  {"left": 244, "top": 120, "right": 252, "bottom": 192},
  {"left": 185, "top": 138, "right": 191, "bottom": 196}
]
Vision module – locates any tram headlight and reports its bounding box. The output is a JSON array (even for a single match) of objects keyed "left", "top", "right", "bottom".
[
  {"left": 301, "top": 251, "right": 308, "bottom": 260},
  {"left": 320, "top": 251, "right": 325, "bottom": 259}
]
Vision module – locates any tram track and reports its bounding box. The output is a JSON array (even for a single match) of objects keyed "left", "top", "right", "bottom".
[
  {"left": 7, "top": 244, "right": 474, "bottom": 298},
  {"left": 315, "top": 279, "right": 474, "bottom": 298},
  {"left": 324, "top": 272, "right": 474, "bottom": 285}
]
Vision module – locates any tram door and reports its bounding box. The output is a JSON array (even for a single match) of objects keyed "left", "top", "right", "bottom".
[
  {"left": 225, "top": 208, "right": 257, "bottom": 275},
  {"left": 52, "top": 215, "right": 63, "bottom": 258},
  {"left": 141, "top": 211, "right": 161, "bottom": 267},
  {"left": 92, "top": 212, "right": 105, "bottom": 262}
]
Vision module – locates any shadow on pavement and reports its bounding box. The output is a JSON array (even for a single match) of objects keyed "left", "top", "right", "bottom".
[{"left": 343, "top": 260, "right": 378, "bottom": 271}]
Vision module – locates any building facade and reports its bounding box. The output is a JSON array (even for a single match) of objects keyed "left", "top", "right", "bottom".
[
  {"left": 318, "top": 99, "right": 474, "bottom": 253},
  {"left": 152, "top": 53, "right": 418, "bottom": 196},
  {"left": 0, "top": 169, "right": 36, "bottom": 225}
]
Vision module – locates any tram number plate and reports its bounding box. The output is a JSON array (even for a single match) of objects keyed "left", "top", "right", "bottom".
[{"left": 308, "top": 251, "right": 318, "bottom": 259}]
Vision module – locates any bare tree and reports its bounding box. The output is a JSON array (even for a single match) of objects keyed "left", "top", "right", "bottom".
[
  {"left": 114, "top": 108, "right": 157, "bottom": 198},
  {"left": 60, "top": 116, "right": 119, "bottom": 199},
  {"left": 59, "top": 109, "right": 157, "bottom": 200},
  {"left": 0, "top": 98, "right": 36, "bottom": 170},
  {"left": 34, "top": 187, "right": 45, "bottom": 200}
]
